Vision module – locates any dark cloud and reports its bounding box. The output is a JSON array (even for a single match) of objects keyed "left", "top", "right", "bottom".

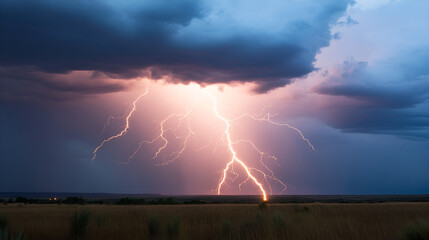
[
  {"left": 316, "top": 62, "right": 425, "bottom": 109},
  {"left": 0, "top": 66, "right": 132, "bottom": 101},
  {"left": 0, "top": 0, "right": 352, "bottom": 96},
  {"left": 313, "top": 50, "right": 429, "bottom": 139}
]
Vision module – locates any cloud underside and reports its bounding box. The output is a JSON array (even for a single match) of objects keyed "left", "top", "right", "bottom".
[
  {"left": 0, "top": 0, "right": 351, "bottom": 96},
  {"left": 4, "top": 0, "right": 427, "bottom": 139},
  {"left": 313, "top": 50, "right": 429, "bottom": 139}
]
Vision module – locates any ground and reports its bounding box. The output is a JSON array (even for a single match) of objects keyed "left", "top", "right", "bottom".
[{"left": 1, "top": 203, "right": 429, "bottom": 239}]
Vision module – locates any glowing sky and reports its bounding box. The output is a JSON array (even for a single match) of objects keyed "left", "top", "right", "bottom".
[{"left": 1, "top": 0, "right": 428, "bottom": 195}]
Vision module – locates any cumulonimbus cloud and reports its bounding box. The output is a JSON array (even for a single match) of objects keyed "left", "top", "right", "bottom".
[{"left": 0, "top": 0, "right": 352, "bottom": 96}]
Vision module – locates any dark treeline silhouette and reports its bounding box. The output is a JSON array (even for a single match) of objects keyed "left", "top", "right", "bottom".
[
  {"left": 0, "top": 196, "right": 209, "bottom": 205},
  {"left": 2, "top": 195, "right": 429, "bottom": 206}
]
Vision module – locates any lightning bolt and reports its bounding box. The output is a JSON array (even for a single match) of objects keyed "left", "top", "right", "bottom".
[
  {"left": 91, "top": 87, "right": 315, "bottom": 201},
  {"left": 92, "top": 88, "right": 149, "bottom": 161},
  {"left": 100, "top": 105, "right": 135, "bottom": 136},
  {"left": 230, "top": 113, "right": 315, "bottom": 150},
  {"left": 232, "top": 139, "right": 287, "bottom": 195},
  {"left": 126, "top": 99, "right": 197, "bottom": 166},
  {"left": 208, "top": 92, "right": 268, "bottom": 201}
]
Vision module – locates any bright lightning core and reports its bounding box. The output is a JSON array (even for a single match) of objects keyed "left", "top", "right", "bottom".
[{"left": 92, "top": 85, "right": 315, "bottom": 201}]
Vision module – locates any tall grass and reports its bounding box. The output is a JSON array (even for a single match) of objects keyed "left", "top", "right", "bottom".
[
  {"left": 147, "top": 216, "right": 160, "bottom": 237},
  {"left": 221, "top": 219, "right": 232, "bottom": 238},
  {"left": 70, "top": 210, "right": 90, "bottom": 237},
  {"left": 0, "top": 228, "right": 6, "bottom": 240},
  {"left": 0, "top": 215, "right": 7, "bottom": 230},
  {"left": 272, "top": 211, "right": 286, "bottom": 229},
  {"left": 258, "top": 201, "right": 267, "bottom": 209},
  {"left": 1, "top": 203, "right": 429, "bottom": 240},
  {"left": 294, "top": 204, "right": 310, "bottom": 212},
  {"left": 402, "top": 219, "right": 429, "bottom": 240},
  {"left": 0, "top": 229, "right": 25, "bottom": 240},
  {"left": 166, "top": 217, "right": 180, "bottom": 238},
  {"left": 95, "top": 213, "right": 107, "bottom": 227}
]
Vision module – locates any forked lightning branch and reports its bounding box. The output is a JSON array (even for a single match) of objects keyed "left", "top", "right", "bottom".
[{"left": 92, "top": 88, "right": 315, "bottom": 201}]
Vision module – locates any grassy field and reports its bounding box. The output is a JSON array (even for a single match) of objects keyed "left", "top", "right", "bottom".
[{"left": 1, "top": 203, "right": 429, "bottom": 240}]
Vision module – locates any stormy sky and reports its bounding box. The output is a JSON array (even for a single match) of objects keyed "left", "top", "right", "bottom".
[{"left": 1, "top": 0, "right": 428, "bottom": 195}]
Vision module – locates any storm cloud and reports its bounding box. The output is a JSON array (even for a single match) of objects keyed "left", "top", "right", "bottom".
[
  {"left": 1, "top": 0, "right": 429, "bottom": 196},
  {"left": 0, "top": 0, "right": 352, "bottom": 95},
  {"left": 313, "top": 49, "right": 429, "bottom": 139}
]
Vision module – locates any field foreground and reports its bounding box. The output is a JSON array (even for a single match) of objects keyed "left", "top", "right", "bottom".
[{"left": 1, "top": 203, "right": 429, "bottom": 240}]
